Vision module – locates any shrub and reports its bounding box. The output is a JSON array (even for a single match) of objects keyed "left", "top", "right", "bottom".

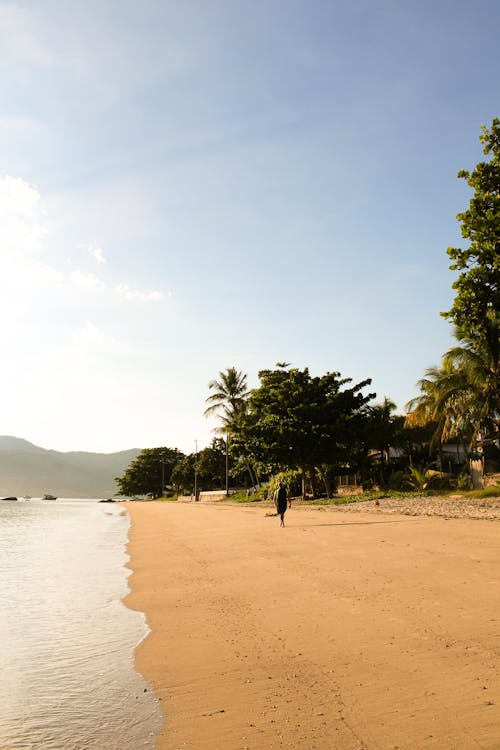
[
  {"left": 456, "top": 473, "right": 472, "bottom": 490},
  {"left": 388, "top": 471, "right": 406, "bottom": 490}
]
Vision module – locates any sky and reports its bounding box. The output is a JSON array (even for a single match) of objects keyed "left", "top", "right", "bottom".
[{"left": 1, "top": 0, "right": 499, "bottom": 455}]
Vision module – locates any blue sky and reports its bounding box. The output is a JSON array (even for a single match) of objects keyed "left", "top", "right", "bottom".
[{"left": 1, "top": 0, "right": 498, "bottom": 453}]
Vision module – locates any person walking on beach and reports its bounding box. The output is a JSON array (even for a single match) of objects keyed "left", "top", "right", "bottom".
[{"left": 275, "top": 481, "right": 291, "bottom": 527}]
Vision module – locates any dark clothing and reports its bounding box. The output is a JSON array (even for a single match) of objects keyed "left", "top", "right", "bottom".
[{"left": 277, "top": 486, "right": 288, "bottom": 515}]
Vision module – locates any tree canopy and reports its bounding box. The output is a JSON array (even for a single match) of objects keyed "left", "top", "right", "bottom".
[
  {"left": 204, "top": 367, "right": 249, "bottom": 432},
  {"left": 232, "top": 364, "right": 375, "bottom": 494},
  {"left": 115, "top": 447, "right": 183, "bottom": 497},
  {"left": 442, "top": 118, "right": 500, "bottom": 346}
]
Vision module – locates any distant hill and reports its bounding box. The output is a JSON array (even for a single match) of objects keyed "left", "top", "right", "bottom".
[{"left": 0, "top": 437, "right": 140, "bottom": 498}]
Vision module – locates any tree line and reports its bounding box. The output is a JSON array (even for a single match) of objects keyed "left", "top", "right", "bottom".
[
  {"left": 116, "top": 119, "right": 499, "bottom": 498},
  {"left": 405, "top": 118, "right": 499, "bottom": 477}
]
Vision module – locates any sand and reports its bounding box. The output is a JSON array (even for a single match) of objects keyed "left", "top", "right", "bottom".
[{"left": 125, "top": 501, "right": 500, "bottom": 750}]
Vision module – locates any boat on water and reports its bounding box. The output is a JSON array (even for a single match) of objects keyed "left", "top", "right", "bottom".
[
  {"left": 1, "top": 496, "right": 18, "bottom": 501},
  {"left": 42, "top": 494, "right": 57, "bottom": 500}
]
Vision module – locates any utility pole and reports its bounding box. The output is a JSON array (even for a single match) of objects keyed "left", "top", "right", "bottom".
[
  {"left": 225, "top": 433, "right": 229, "bottom": 496},
  {"left": 194, "top": 440, "right": 198, "bottom": 501}
]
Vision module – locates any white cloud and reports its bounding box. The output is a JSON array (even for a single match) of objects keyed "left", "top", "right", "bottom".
[
  {"left": 0, "top": 174, "right": 47, "bottom": 252},
  {"left": 69, "top": 320, "right": 116, "bottom": 354},
  {"left": 71, "top": 269, "right": 106, "bottom": 291},
  {"left": 0, "top": 175, "right": 62, "bottom": 312},
  {"left": 114, "top": 284, "right": 165, "bottom": 302},
  {"left": 70, "top": 272, "right": 165, "bottom": 302},
  {"left": 0, "top": 175, "right": 166, "bottom": 305},
  {"left": 88, "top": 244, "right": 106, "bottom": 264}
]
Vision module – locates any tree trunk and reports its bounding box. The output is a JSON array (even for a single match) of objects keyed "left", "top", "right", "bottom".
[
  {"left": 470, "top": 457, "right": 484, "bottom": 489},
  {"left": 309, "top": 466, "right": 317, "bottom": 499},
  {"left": 319, "top": 467, "right": 331, "bottom": 498},
  {"left": 301, "top": 469, "right": 307, "bottom": 500},
  {"left": 244, "top": 459, "right": 255, "bottom": 487}
]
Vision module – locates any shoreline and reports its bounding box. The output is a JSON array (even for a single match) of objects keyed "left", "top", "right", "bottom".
[{"left": 125, "top": 501, "right": 499, "bottom": 749}]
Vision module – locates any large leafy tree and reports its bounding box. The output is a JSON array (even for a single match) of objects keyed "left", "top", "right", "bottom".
[
  {"left": 115, "top": 447, "right": 183, "bottom": 497},
  {"left": 442, "top": 118, "right": 500, "bottom": 345},
  {"left": 171, "top": 439, "right": 249, "bottom": 494},
  {"left": 364, "top": 398, "right": 406, "bottom": 485},
  {"left": 170, "top": 453, "right": 197, "bottom": 494},
  {"left": 196, "top": 438, "right": 227, "bottom": 488},
  {"left": 234, "top": 365, "right": 374, "bottom": 497}
]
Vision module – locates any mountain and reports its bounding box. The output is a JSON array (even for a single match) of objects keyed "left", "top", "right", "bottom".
[{"left": 0, "top": 437, "right": 140, "bottom": 498}]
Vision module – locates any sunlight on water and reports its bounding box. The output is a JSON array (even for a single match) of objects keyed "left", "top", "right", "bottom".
[{"left": 0, "top": 499, "right": 162, "bottom": 749}]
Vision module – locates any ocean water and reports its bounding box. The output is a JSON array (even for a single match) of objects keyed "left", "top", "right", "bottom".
[{"left": 0, "top": 498, "right": 163, "bottom": 749}]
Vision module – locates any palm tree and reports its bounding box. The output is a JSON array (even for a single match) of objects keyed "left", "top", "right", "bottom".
[
  {"left": 443, "top": 315, "right": 500, "bottom": 443},
  {"left": 204, "top": 367, "right": 248, "bottom": 428},
  {"left": 405, "top": 316, "right": 499, "bottom": 480},
  {"left": 367, "top": 397, "right": 398, "bottom": 486},
  {"left": 204, "top": 367, "right": 249, "bottom": 494},
  {"left": 405, "top": 360, "right": 474, "bottom": 450}
]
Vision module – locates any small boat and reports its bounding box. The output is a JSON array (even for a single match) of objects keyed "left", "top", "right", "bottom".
[
  {"left": 42, "top": 494, "right": 57, "bottom": 500},
  {"left": 1, "top": 497, "right": 18, "bottom": 501},
  {"left": 22, "top": 495, "right": 31, "bottom": 500}
]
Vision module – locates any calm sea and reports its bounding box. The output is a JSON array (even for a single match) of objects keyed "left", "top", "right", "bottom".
[{"left": 0, "top": 498, "right": 163, "bottom": 749}]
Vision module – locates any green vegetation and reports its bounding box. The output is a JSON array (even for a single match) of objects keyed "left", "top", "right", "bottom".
[
  {"left": 157, "top": 492, "right": 178, "bottom": 502},
  {"left": 406, "top": 119, "right": 499, "bottom": 485},
  {"left": 457, "top": 485, "right": 500, "bottom": 499},
  {"left": 442, "top": 118, "right": 500, "bottom": 347},
  {"left": 204, "top": 367, "right": 258, "bottom": 491},
  {"left": 116, "top": 121, "right": 499, "bottom": 501},
  {"left": 115, "top": 447, "right": 182, "bottom": 497},
  {"left": 221, "top": 488, "right": 268, "bottom": 503},
  {"left": 309, "top": 490, "right": 418, "bottom": 505},
  {"left": 231, "top": 364, "right": 375, "bottom": 498}
]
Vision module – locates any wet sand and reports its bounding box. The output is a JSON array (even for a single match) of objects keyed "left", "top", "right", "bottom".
[{"left": 125, "top": 501, "right": 500, "bottom": 750}]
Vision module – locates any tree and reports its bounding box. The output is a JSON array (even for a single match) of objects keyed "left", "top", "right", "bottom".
[
  {"left": 405, "top": 356, "right": 483, "bottom": 481},
  {"left": 171, "top": 453, "right": 197, "bottom": 494},
  {"left": 171, "top": 439, "right": 250, "bottom": 495},
  {"left": 204, "top": 367, "right": 249, "bottom": 494},
  {"left": 365, "top": 397, "right": 403, "bottom": 486},
  {"left": 406, "top": 314, "right": 499, "bottom": 457},
  {"left": 196, "top": 438, "right": 227, "bottom": 489},
  {"left": 405, "top": 361, "right": 472, "bottom": 443},
  {"left": 115, "top": 447, "right": 183, "bottom": 497},
  {"left": 234, "top": 365, "right": 375, "bottom": 498},
  {"left": 443, "top": 316, "right": 499, "bottom": 442},
  {"left": 204, "top": 367, "right": 249, "bottom": 429},
  {"left": 442, "top": 118, "right": 500, "bottom": 346}
]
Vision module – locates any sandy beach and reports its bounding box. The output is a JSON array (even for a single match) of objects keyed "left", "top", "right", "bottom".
[{"left": 125, "top": 500, "right": 500, "bottom": 750}]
